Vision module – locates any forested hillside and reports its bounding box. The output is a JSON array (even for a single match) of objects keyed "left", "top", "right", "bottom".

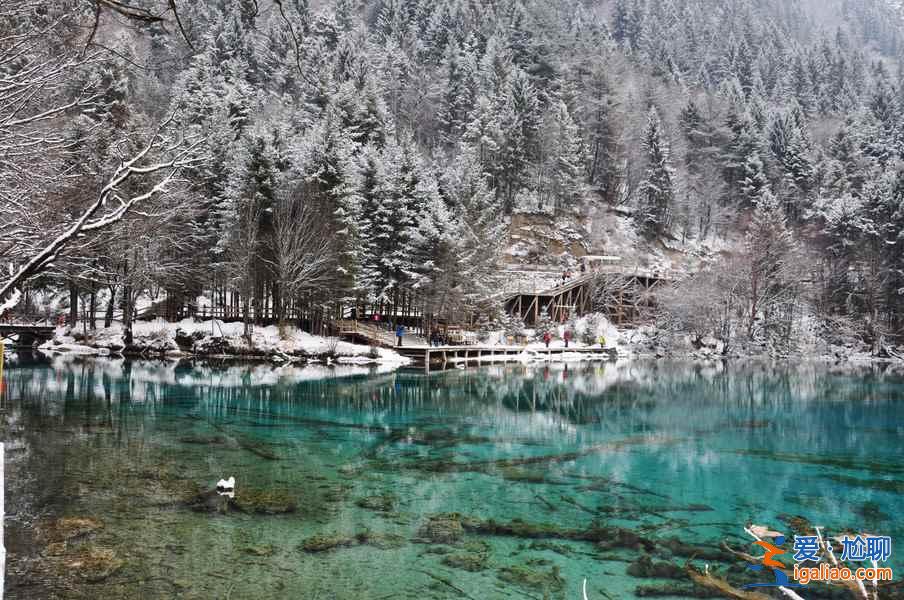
[{"left": 1, "top": 0, "right": 903, "bottom": 350}]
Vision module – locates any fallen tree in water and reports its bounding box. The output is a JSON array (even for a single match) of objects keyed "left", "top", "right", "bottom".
[
  {"left": 417, "top": 513, "right": 732, "bottom": 562},
  {"left": 397, "top": 434, "right": 688, "bottom": 473}
]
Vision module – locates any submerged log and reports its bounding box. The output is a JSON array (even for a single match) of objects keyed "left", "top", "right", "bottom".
[
  {"left": 686, "top": 565, "right": 772, "bottom": 600},
  {"left": 185, "top": 488, "right": 297, "bottom": 515},
  {"left": 203, "top": 420, "right": 281, "bottom": 460},
  {"left": 405, "top": 435, "right": 687, "bottom": 474}
]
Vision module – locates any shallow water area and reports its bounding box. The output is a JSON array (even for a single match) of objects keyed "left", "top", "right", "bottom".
[{"left": 2, "top": 354, "right": 903, "bottom": 599}]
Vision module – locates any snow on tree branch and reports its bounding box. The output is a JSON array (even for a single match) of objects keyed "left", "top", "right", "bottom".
[{"left": 0, "top": 124, "right": 202, "bottom": 316}]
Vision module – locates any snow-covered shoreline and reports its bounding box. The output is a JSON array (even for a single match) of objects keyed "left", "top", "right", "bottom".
[
  {"left": 36, "top": 318, "right": 412, "bottom": 367},
  {"left": 26, "top": 313, "right": 902, "bottom": 370}
]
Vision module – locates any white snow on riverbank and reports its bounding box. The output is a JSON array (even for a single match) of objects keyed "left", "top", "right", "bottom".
[{"left": 38, "top": 318, "right": 410, "bottom": 366}]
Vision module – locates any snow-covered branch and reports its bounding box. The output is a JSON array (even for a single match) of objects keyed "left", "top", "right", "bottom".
[{"left": 0, "top": 126, "right": 201, "bottom": 316}]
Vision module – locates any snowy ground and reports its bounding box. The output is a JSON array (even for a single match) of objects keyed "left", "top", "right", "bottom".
[
  {"left": 476, "top": 314, "right": 648, "bottom": 366},
  {"left": 35, "top": 314, "right": 638, "bottom": 368},
  {"left": 39, "top": 318, "right": 410, "bottom": 366}
]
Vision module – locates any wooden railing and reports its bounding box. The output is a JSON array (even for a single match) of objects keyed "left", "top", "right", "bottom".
[
  {"left": 499, "top": 264, "right": 682, "bottom": 298},
  {"left": 335, "top": 319, "right": 436, "bottom": 347},
  {"left": 0, "top": 313, "right": 56, "bottom": 326},
  {"left": 334, "top": 320, "right": 398, "bottom": 347}
]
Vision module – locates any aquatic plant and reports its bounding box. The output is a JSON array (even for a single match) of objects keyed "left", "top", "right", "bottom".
[
  {"left": 417, "top": 514, "right": 465, "bottom": 544},
  {"left": 441, "top": 551, "right": 488, "bottom": 572},
  {"left": 497, "top": 563, "right": 565, "bottom": 598},
  {"left": 627, "top": 556, "right": 685, "bottom": 579},
  {"left": 300, "top": 533, "right": 358, "bottom": 552},
  {"left": 243, "top": 544, "right": 276, "bottom": 557},
  {"left": 64, "top": 546, "right": 124, "bottom": 583},
  {"left": 355, "top": 493, "right": 398, "bottom": 512},
  {"left": 234, "top": 489, "right": 297, "bottom": 514},
  {"left": 46, "top": 517, "right": 104, "bottom": 542},
  {"left": 299, "top": 530, "right": 406, "bottom": 552}
]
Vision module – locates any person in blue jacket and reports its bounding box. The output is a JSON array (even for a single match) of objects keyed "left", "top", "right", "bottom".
[{"left": 396, "top": 324, "right": 405, "bottom": 347}]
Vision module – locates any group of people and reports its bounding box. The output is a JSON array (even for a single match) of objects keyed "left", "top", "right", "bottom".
[
  {"left": 542, "top": 330, "right": 571, "bottom": 347},
  {"left": 429, "top": 329, "right": 447, "bottom": 347},
  {"left": 396, "top": 325, "right": 450, "bottom": 347},
  {"left": 560, "top": 261, "right": 590, "bottom": 285},
  {"left": 542, "top": 330, "right": 606, "bottom": 349},
  {"left": 392, "top": 317, "right": 609, "bottom": 351}
]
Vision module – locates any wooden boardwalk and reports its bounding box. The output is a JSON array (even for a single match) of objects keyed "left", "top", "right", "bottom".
[
  {"left": 395, "top": 345, "right": 617, "bottom": 371},
  {"left": 502, "top": 267, "right": 675, "bottom": 325},
  {"left": 0, "top": 323, "right": 55, "bottom": 346},
  {"left": 335, "top": 319, "right": 429, "bottom": 348},
  {"left": 503, "top": 273, "right": 596, "bottom": 324}
]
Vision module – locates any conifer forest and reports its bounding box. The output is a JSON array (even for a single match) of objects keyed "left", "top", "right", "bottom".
[{"left": 2, "top": 0, "right": 904, "bottom": 354}]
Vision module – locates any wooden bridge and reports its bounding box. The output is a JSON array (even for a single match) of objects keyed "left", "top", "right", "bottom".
[
  {"left": 501, "top": 265, "right": 676, "bottom": 325},
  {"left": 396, "top": 345, "right": 617, "bottom": 371},
  {"left": 334, "top": 319, "right": 428, "bottom": 348},
  {"left": 0, "top": 323, "right": 55, "bottom": 346},
  {"left": 335, "top": 320, "right": 398, "bottom": 347}
]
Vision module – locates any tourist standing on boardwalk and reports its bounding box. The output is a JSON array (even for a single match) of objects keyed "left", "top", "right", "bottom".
[
  {"left": 564, "top": 330, "right": 572, "bottom": 348},
  {"left": 543, "top": 331, "right": 552, "bottom": 348},
  {"left": 396, "top": 324, "right": 405, "bottom": 347}
]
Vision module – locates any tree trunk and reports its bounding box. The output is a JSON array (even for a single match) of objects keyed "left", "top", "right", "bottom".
[
  {"left": 105, "top": 286, "right": 117, "bottom": 328},
  {"left": 88, "top": 287, "right": 97, "bottom": 330},
  {"left": 274, "top": 281, "right": 284, "bottom": 336},
  {"left": 242, "top": 296, "right": 252, "bottom": 342},
  {"left": 123, "top": 258, "right": 133, "bottom": 346},
  {"left": 68, "top": 281, "right": 78, "bottom": 327},
  {"left": 123, "top": 288, "right": 133, "bottom": 345}
]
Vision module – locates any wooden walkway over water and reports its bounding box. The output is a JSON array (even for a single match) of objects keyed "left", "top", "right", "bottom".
[
  {"left": 395, "top": 345, "right": 617, "bottom": 371},
  {"left": 0, "top": 323, "right": 55, "bottom": 346}
]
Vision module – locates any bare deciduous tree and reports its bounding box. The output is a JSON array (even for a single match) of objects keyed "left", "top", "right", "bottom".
[
  {"left": 740, "top": 192, "right": 798, "bottom": 339},
  {"left": 266, "top": 190, "right": 333, "bottom": 336},
  {"left": 0, "top": 2, "right": 202, "bottom": 317},
  {"left": 222, "top": 197, "right": 264, "bottom": 341},
  {"left": 0, "top": 127, "right": 201, "bottom": 315},
  {"left": 658, "top": 193, "right": 802, "bottom": 350}
]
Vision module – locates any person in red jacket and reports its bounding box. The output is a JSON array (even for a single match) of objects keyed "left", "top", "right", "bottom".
[
  {"left": 542, "top": 331, "right": 552, "bottom": 348},
  {"left": 563, "top": 329, "right": 573, "bottom": 348}
]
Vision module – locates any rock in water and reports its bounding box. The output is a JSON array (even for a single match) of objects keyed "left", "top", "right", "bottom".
[{"left": 187, "top": 489, "right": 233, "bottom": 514}]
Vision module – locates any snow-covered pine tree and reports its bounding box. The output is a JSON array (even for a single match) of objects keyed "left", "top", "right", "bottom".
[
  {"left": 636, "top": 106, "right": 675, "bottom": 238},
  {"left": 462, "top": 95, "right": 502, "bottom": 185},
  {"left": 546, "top": 99, "right": 586, "bottom": 215},
  {"left": 827, "top": 118, "right": 866, "bottom": 195},
  {"left": 740, "top": 153, "right": 770, "bottom": 207},
  {"left": 438, "top": 40, "right": 479, "bottom": 141},
  {"left": 724, "top": 110, "right": 767, "bottom": 206},
  {"left": 218, "top": 132, "right": 281, "bottom": 335},
  {"left": 678, "top": 96, "right": 724, "bottom": 239},
  {"left": 299, "top": 107, "right": 362, "bottom": 304},
  {"left": 577, "top": 64, "right": 618, "bottom": 202},
  {"left": 497, "top": 68, "right": 541, "bottom": 213},
  {"left": 434, "top": 142, "right": 507, "bottom": 315}
]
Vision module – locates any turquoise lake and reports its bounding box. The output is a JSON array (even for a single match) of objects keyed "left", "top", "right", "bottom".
[{"left": 2, "top": 355, "right": 903, "bottom": 599}]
